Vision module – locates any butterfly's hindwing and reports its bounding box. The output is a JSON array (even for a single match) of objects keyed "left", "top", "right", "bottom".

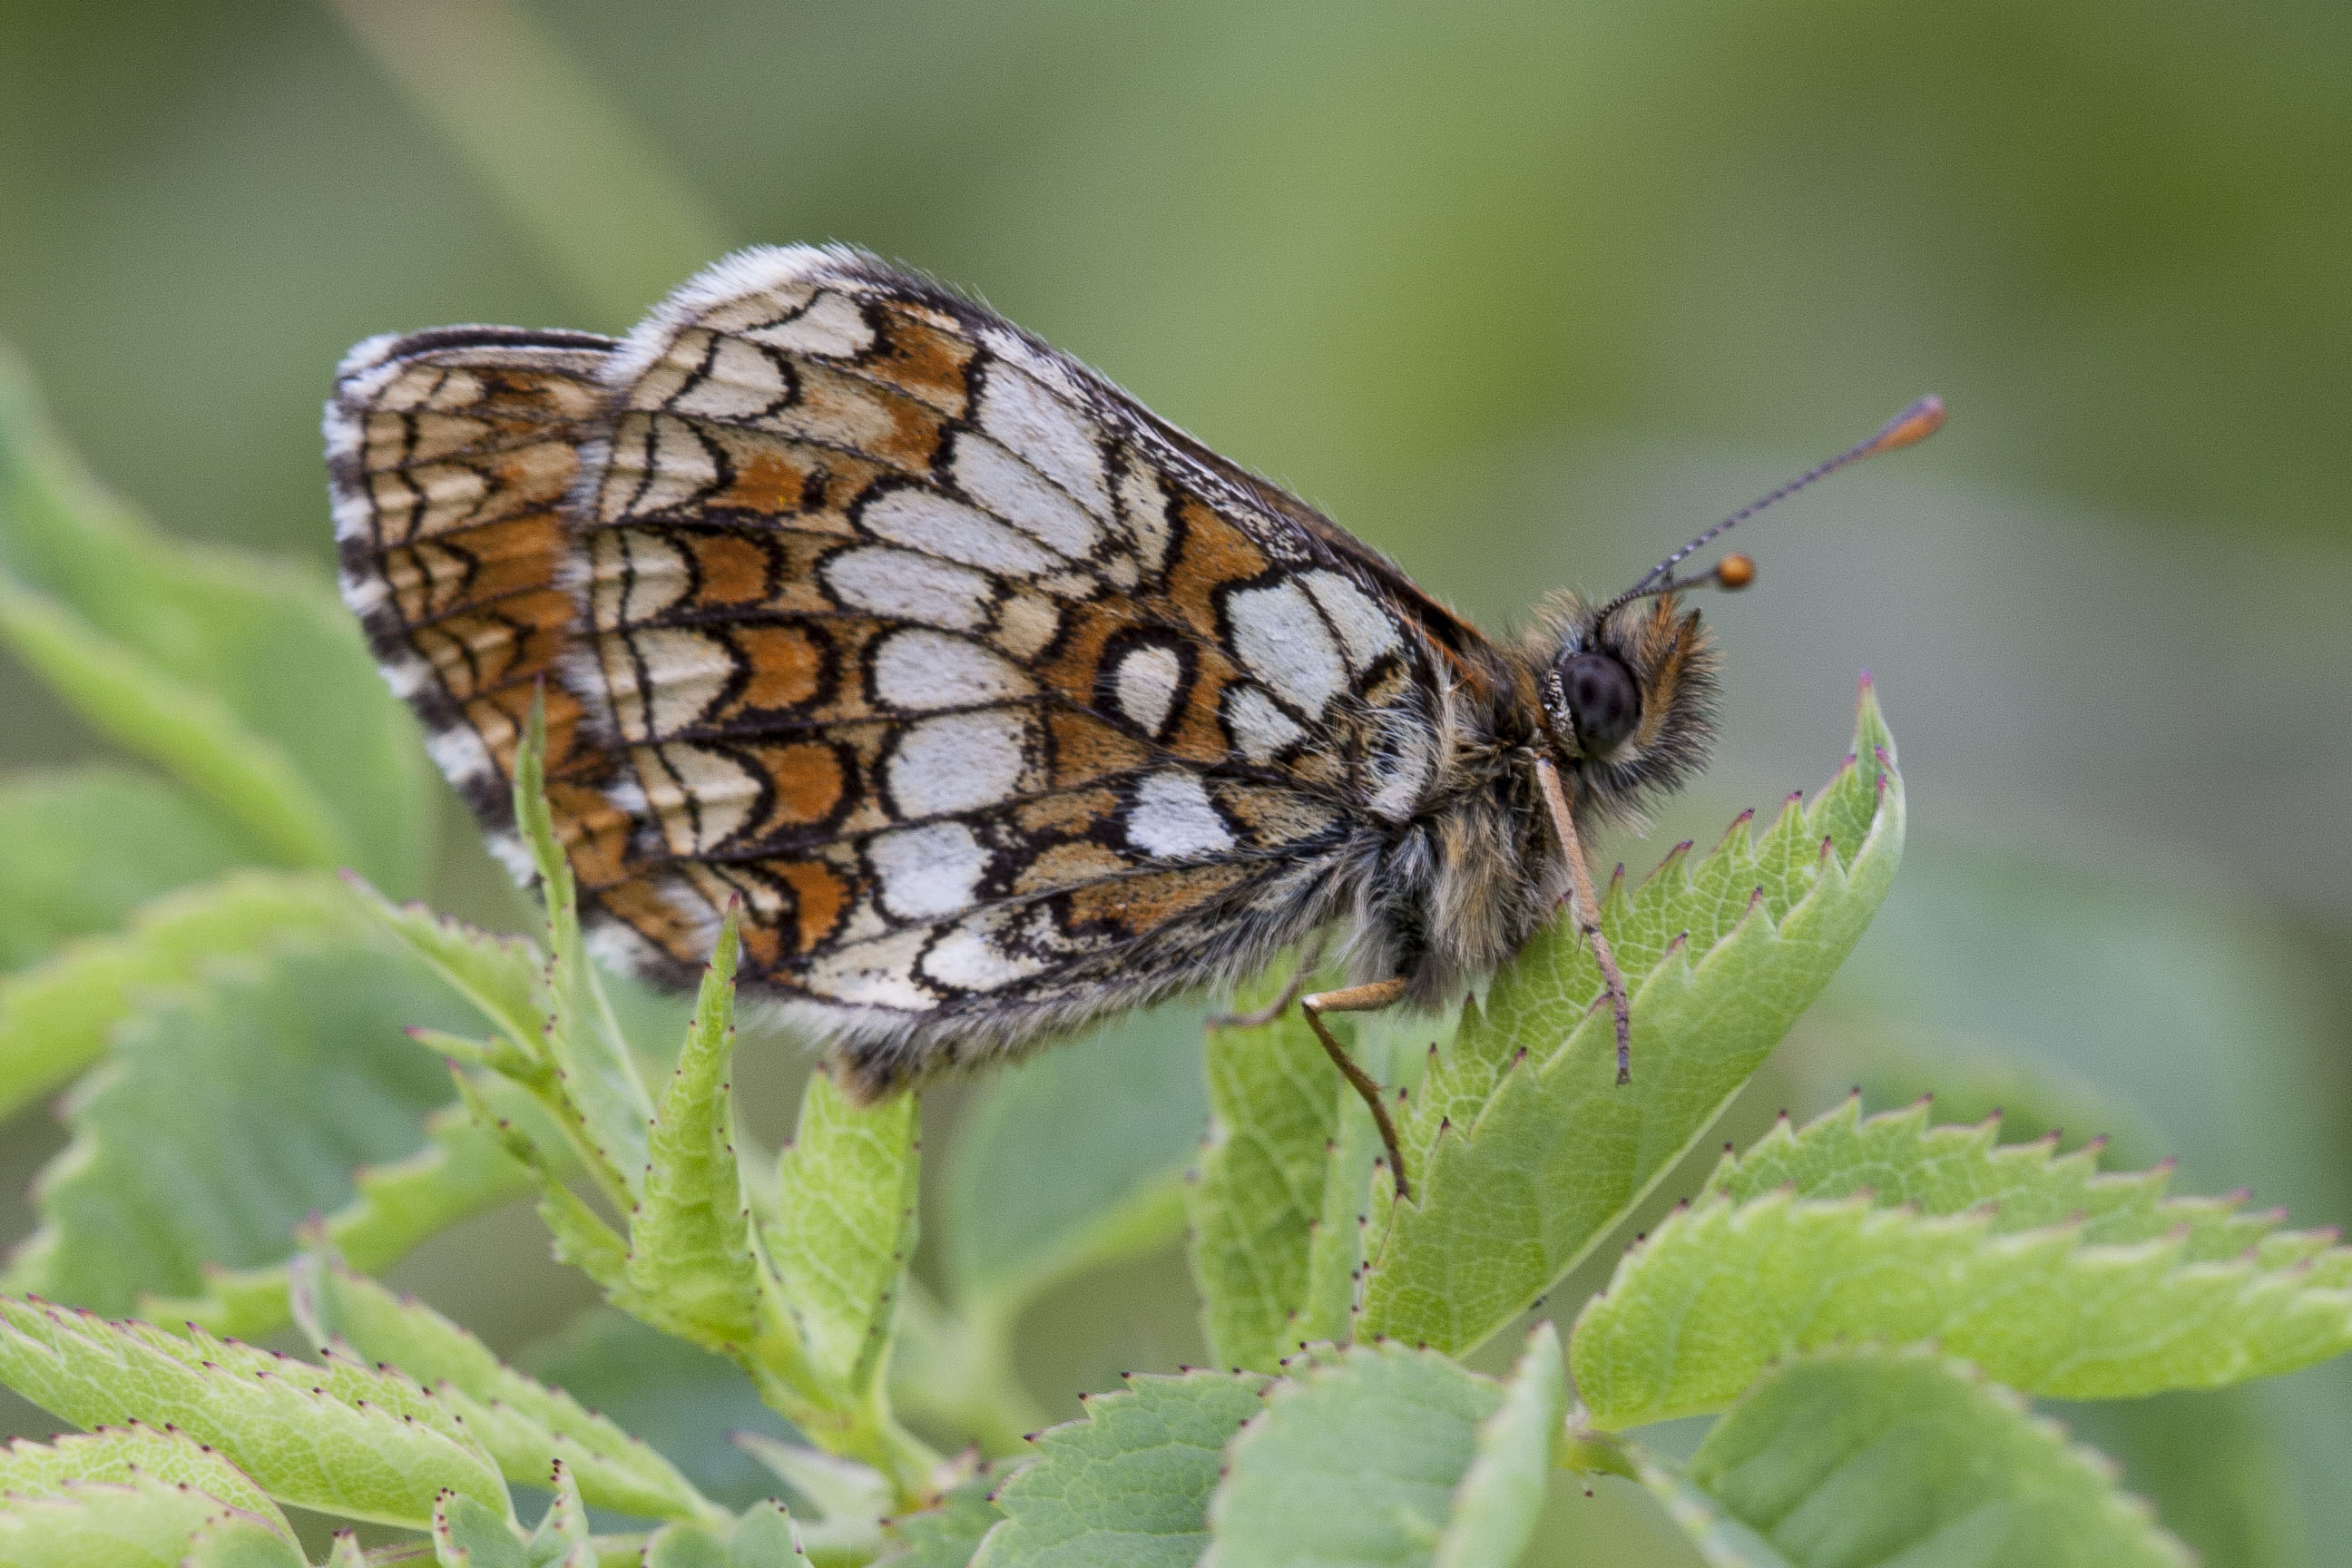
[{"left": 335, "top": 246, "right": 1478, "bottom": 1090}]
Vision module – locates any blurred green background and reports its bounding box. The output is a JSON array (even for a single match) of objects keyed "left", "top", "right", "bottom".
[{"left": 3, "top": 1, "right": 2348, "bottom": 1562}]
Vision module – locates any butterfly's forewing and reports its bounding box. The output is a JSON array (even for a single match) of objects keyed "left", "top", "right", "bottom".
[{"left": 336, "top": 248, "right": 1490, "bottom": 1092}]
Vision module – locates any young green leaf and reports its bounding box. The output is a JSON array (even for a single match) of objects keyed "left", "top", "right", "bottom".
[
  {"left": 946, "top": 1003, "right": 1207, "bottom": 1328},
  {"left": 290, "top": 1259, "right": 722, "bottom": 1524},
  {"left": 0, "top": 1423, "right": 289, "bottom": 1532},
  {"left": 0, "top": 344, "right": 432, "bottom": 895},
  {"left": 346, "top": 875, "right": 549, "bottom": 1064},
  {"left": 0, "top": 1475, "right": 302, "bottom": 1568},
  {"left": 972, "top": 1369, "right": 1266, "bottom": 1568},
  {"left": 5, "top": 943, "right": 488, "bottom": 1323},
  {"left": 1638, "top": 1347, "right": 2190, "bottom": 1568},
  {"left": 0, "top": 1297, "right": 508, "bottom": 1528},
  {"left": 1433, "top": 1324, "right": 1565, "bottom": 1568},
  {"left": 1184, "top": 985, "right": 1348, "bottom": 1375},
  {"left": 1571, "top": 1190, "right": 2352, "bottom": 1428},
  {"left": 879, "top": 1465, "right": 1012, "bottom": 1568},
  {"left": 0, "top": 868, "right": 352, "bottom": 1122},
  {"left": 433, "top": 1490, "right": 531, "bottom": 1567},
  {"left": 0, "top": 767, "right": 249, "bottom": 972},
  {"left": 513, "top": 705, "right": 653, "bottom": 1205},
  {"left": 1203, "top": 1344, "right": 1499, "bottom": 1568},
  {"left": 733, "top": 1434, "right": 889, "bottom": 1563},
  {"left": 517, "top": 1307, "right": 796, "bottom": 1514},
  {"left": 762, "top": 1068, "right": 918, "bottom": 1400},
  {"left": 628, "top": 909, "right": 760, "bottom": 1350},
  {"left": 644, "top": 1499, "right": 809, "bottom": 1566},
  {"left": 1356, "top": 682, "right": 1906, "bottom": 1355},
  {"left": 1707, "top": 1095, "right": 2312, "bottom": 1260}
]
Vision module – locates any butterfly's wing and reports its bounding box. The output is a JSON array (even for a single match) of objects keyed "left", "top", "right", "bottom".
[{"left": 334, "top": 247, "right": 1501, "bottom": 1093}]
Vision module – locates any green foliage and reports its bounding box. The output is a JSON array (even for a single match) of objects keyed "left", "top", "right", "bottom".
[
  {"left": 0, "top": 767, "right": 249, "bottom": 972},
  {"left": 1638, "top": 1348, "right": 2190, "bottom": 1567},
  {"left": 973, "top": 1369, "right": 1264, "bottom": 1568},
  {"left": 1572, "top": 1098, "right": 2352, "bottom": 1428},
  {"left": 0, "top": 347, "right": 431, "bottom": 895},
  {"left": 1353, "top": 685, "right": 1906, "bottom": 1356},
  {"left": 2, "top": 343, "right": 2348, "bottom": 1564}
]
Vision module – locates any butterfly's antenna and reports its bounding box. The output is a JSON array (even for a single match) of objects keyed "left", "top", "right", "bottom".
[{"left": 1599, "top": 395, "right": 1945, "bottom": 619}]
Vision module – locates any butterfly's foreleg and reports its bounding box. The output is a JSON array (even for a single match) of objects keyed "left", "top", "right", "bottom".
[
  {"left": 1299, "top": 976, "right": 1413, "bottom": 1201},
  {"left": 1534, "top": 754, "right": 1633, "bottom": 1086}
]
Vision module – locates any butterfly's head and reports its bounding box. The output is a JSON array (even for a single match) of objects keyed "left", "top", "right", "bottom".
[
  {"left": 1534, "top": 394, "right": 1945, "bottom": 818},
  {"left": 1534, "top": 592, "right": 1724, "bottom": 819}
]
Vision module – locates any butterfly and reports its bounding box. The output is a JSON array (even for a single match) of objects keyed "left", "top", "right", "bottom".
[{"left": 328, "top": 244, "right": 1939, "bottom": 1198}]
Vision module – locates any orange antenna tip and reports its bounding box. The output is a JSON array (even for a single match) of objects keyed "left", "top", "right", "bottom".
[
  {"left": 1863, "top": 394, "right": 1945, "bottom": 457},
  {"left": 1714, "top": 553, "right": 1757, "bottom": 589}
]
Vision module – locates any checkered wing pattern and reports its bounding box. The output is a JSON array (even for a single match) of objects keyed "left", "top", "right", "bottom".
[{"left": 332, "top": 246, "right": 1485, "bottom": 1092}]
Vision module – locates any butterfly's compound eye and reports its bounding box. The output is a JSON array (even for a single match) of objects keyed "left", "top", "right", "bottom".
[{"left": 1559, "top": 652, "right": 1642, "bottom": 753}]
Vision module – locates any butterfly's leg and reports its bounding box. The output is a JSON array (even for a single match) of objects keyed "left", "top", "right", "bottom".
[
  {"left": 1299, "top": 977, "right": 1413, "bottom": 1201},
  {"left": 1534, "top": 755, "right": 1634, "bottom": 1086},
  {"left": 1208, "top": 937, "right": 1328, "bottom": 1030}
]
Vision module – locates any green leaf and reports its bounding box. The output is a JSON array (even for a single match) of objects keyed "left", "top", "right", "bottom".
[
  {"left": 1638, "top": 1347, "right": 2190, "bottom": 1568},
  {"left": 733, "top": 1435, "right": 889, "bottom": 1563},
  {"left": 347, "top": 874, "right": 549, "bottom": 1064},
  {"left": 0, "top": 1297, "right": 508, "bottom": 1528},
  {"left": 514, "top": 705, "right": 652, "bottom": 1204},
  {"left": 762, "top": 1069, "right": 918, "bottom": 1400},
  {"left": 1203, "top": 1344, "right": 1498, "bottom": 1568},
  {"left": 0, "top": 573, "right": 355, "bottom": 874},
  {"left": 178, "top": 1513, "right": 312, "bottom": 1568},
  {"left": 1704, "top": 1095, "right": 2311, "bottom": 1260},
  {"left": 628, "top": 911, "right": 760, "bottom": 1349},
  {"left": 0, "top": 869, "right": 352, "bottom": 1122},
  {"left": 0, "top": 1475, "right": 300, "bottom": 1568},
  {"left": 516, "top": 1307, "right": 797, "bottom": 1514},
  {"left": 1433, "top": 1323, "right": 1565, "bottom": 1568},
  {"left": 973, "top": 1369, "right": 1266, "bottom": 1568},
  {"left": 1356, "top": 681, "right": 1906, "bottom": 1354},
  {"left": 0, "top": 344, "right": 431, "bottom": 894},
  {"left": 1184, "top": 979, "right": 1349, "bottom": 1376},
  {"left": 878, "top": 1465, "right": 1011, "bottom": 1568},
  {"left": 946, "top": 1003, "right": 1207, "bottom": 1324},
  {"left": 0, "top": 1423, "right": 289, "bottom": 1532},
  {"left": 0, "top": 767, "right": 249, "bottom": 972},
  {"left": 291, "top": 1259, "right": 721, "bottom": 1524},
  {"left": 434, "top": 1491, "right": 531, "bottom": 1567},
  {"left": 643, "top": 1499, "right": 808, "bottom": 1567},
  {"left": 4, "top": 943, "right": 486, "bottom": 1322},
  {"left": 1570, "top": 1188, "right": 2352, "bottom": 1428}
]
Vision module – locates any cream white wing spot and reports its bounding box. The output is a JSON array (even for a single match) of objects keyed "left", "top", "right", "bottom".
[
  {"left": 637, "top": 742, "right": 763, "bottom": 853},
  {"left": 426, "top": 725, "right": 497, "bottom": 790},
  {"left": 921, "top": 911, "right": 1049, "bottom": 990},
  {"left": 822, "top": 545, "right": 996, "bottom": 632},
  {"left": 1301, "top": 570, "right": 1404, "bottom": 671},
  {"left": 1222, "top": 683, "right": 1306, "bottom": 764},
  {"left": 869, "top": 821, "right": 991, "bottom": 920},
  {"left": 870, "top": 628, "right": 1036, "bottom": 710},
  {"left": 1224, "top": 580, "right": 1347, "bottom": 719},
  {"left": 740, "top": 289, "right": 875, "bottom": 358},
  {"left": 975, "top": 360, "right": 1113, "bottom": 521},
  {"left": 952, "top": 432, "right": 1100, "bottom": 558},
  {"left": 583, "top": 527, "right": 692, "bottom": 628},
  {"left": 664, "top": 334, "right": 791, "bottom": 420},
  {"left": 1125, "top": 769, "right": 1237, "bottom": 860},
  {"left": 1109, "top": 641, "right": 1185, "bottom": 740},
  {"left": 993, "top": 592, "right": 1063, "bottom": 662},
  {"left": 802, "top": 925, "right": 937, "bottom": 1010},
  {"left": 600, "top": 626, "right": 733, "bottom": 740},
  {"left": 1114, "top": 450, "right": 1174, "bottom": 578},
  {"left": 858, "top": 486, "right": 1060, "bottom": 576},
  {"left": 886, "top": 709, "right": 1033, "bottom": 818},
  {"left": 600, "top": 414, "right": 720, "bottom": 519}
]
